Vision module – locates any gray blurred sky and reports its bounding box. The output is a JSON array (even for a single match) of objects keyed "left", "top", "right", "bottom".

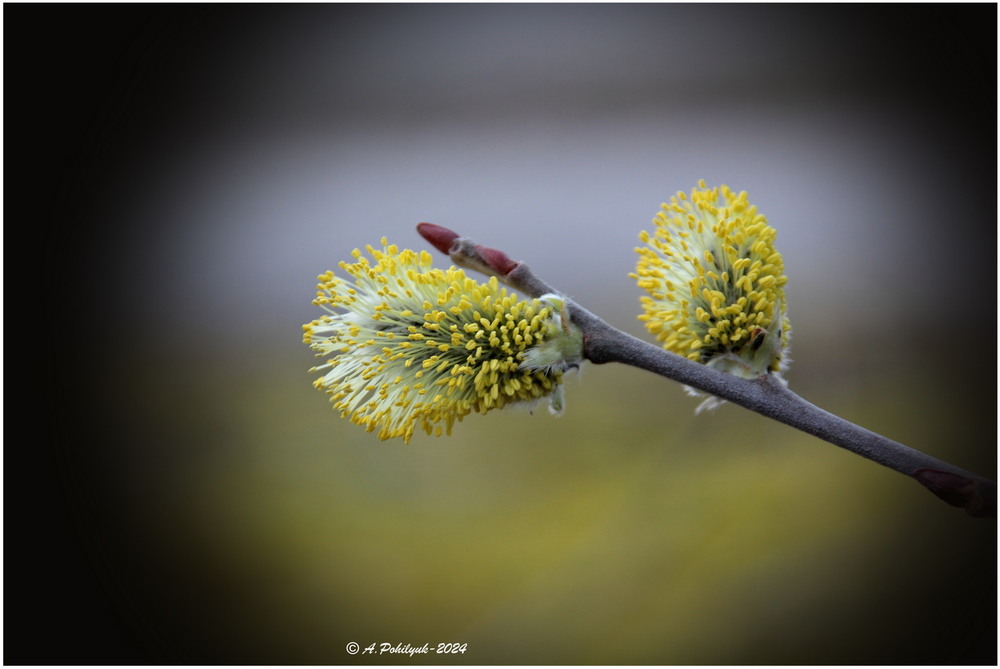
[{"left": 82, "top": 4, "right": 993, "bottom": 351}]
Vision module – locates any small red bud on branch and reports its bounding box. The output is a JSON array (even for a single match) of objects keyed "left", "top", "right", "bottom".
[
  {"left": 913, "top": 469, "right": 994, "bottom": 518},
  {"left": 475, "top": 244, "right": 518, "bottom": 276},
  {"left": 416, "top": 222, "right": 459, "bottom": 255}
]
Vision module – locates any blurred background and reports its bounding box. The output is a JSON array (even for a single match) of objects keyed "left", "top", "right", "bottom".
[{"left": 12, "top": 3, "right": 996, "bottom": 664}]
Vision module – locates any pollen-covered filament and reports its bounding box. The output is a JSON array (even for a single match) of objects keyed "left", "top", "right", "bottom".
[{"left": 303, "top": 239, "right": 579, "bottom": 442}]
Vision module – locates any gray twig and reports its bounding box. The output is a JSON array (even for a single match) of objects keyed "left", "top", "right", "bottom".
[{"left": 417, "top": 223, "right": 996, "bottom": 518}]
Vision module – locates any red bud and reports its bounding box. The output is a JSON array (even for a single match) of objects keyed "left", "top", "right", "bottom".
[
  {"left": 416, "top": 222, "right": 459, "bottom": 255},
  {"left": 913, "top": 469, "right": 979, "bottom": 511},
  {"left": 475, "top": 244, "right": 518, "bottom": 276}
]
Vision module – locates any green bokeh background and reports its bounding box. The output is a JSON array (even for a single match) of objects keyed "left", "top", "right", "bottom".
[
  {"left": 17, "top": 3, "right": 996, "bottom": 665},
  {"left": 79, "top": 333, "right": 993, "bottom": 664}
]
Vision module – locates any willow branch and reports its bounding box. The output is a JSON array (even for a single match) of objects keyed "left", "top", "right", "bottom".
[{"left": 417, "top": 223, "right": 996, "bottom": 518}]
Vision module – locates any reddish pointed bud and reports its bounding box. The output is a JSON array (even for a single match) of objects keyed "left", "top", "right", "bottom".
[
  {"left": 913, "top": 468, "right": 985, "bottom": 515},
  {"left": 417, "top": 222, "right": 459, "bottom": 255},
  {"left": 475, "top": 244, "right": 518, "bottom": 276}
]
